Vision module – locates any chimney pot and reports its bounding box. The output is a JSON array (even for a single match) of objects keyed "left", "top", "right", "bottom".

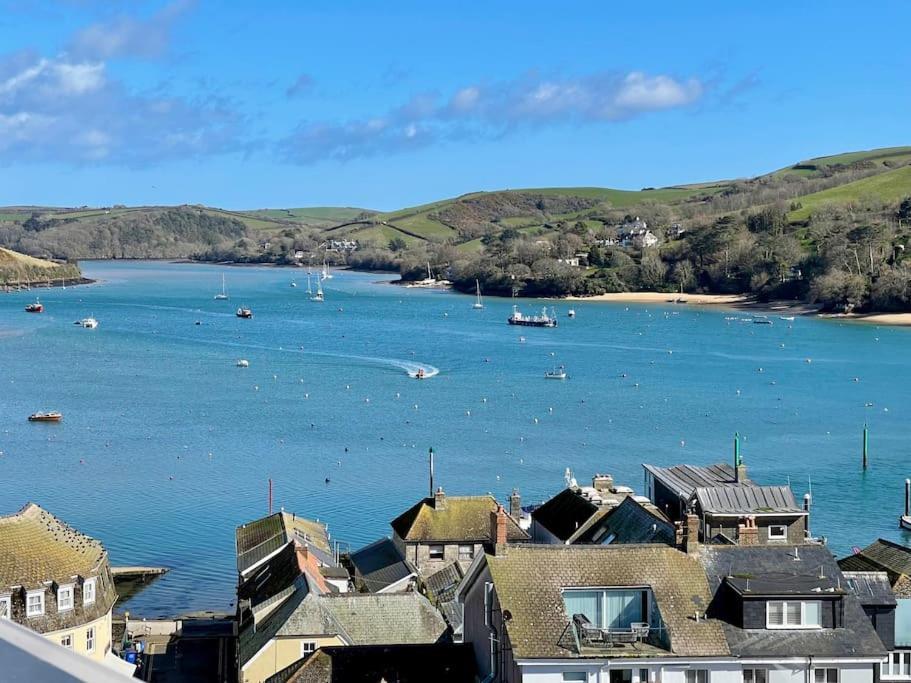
[
  {"left": 490, "top": 504, "right": 508, "bottom": 551},
  {"left": 684, "top": 513, "right": 700, "bottom": 553},
  {"left": 509, "top": 489, "right": 522, "bottom": 519}
]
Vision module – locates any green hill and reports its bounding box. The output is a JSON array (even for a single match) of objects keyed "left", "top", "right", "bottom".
[{"left": 789, "top": 165, "right": 911, "bottom": 221}]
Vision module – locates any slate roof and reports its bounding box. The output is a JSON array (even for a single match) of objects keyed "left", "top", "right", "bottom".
[
  {"left": 391, "top": 495, "right": 528, "bottom": 543},
  {"left": 349, "top": 537, "right": 414, "bottom": 592},
  {"left": 276, "top": 643, "right": 476, "bottom": 683},
  {"left": 695, "top": 486, "right": 803, "bottom": 515},
  {"left": 423, "top": 562, "right": 463, "bottom": 603},
  {"left": 317, "top": 593, "right": 448, "bottom": 645},
  {"left": 531, "top": 488, "right": 599, "bottom": 541},
  {"left": 839, "top": 539, "right": 911, "bottom": 578},
  {"left": 482, "top": 545, "right": 729, "bottom": 660},
  {"left": 570, "top": 496, "right": 675, "bottom": 546},
  {"left": 238, "top": 542, "right": 303, "bottom": 619},
  {"left": 700, "top": 544, "right": 886, "bottom": 658},
  {"left": 643, "top": 463, "right": 749, "bottom": 499},
  {"left": 0, "top": 503, "right": 109, "bottom": 588},
  {"left": 236, "top": 512, "right": 330, "bottom": 575},
  {"left": 842, "top": 571, "right": 897, "bottom": 607}
]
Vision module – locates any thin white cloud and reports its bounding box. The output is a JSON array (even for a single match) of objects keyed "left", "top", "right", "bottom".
[{"left": 283, "top": 69, "right": 707, "bottom": 163}]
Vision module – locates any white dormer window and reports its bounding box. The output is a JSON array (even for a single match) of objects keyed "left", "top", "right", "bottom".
[
  {"left": 26, "top": 590, "right": 45, "bottom": 617},
  {"left": 57, "top": 585, "right": 74, "bottom": 612},
  {"left": 0, "top": 595, "right": 10, "bottom": 619},
  {"left": 83, "top": 578, "right": 96, "bottom": 606}
]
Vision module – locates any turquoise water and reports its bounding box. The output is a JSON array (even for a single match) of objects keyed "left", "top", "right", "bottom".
[{"left": 1, "top": 260, "right": 910, "bottom": 616}]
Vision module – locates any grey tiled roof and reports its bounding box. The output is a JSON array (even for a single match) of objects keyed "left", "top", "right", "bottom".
[
  {"left": 349, "top": 537, "right": 414, "bottom": 592},
  {"left": 842, "top": 571, "right": 897, "bottom": 607},
  {"left": 643, "top": 463, "right": 748, "bottom": 499},
  {"left": 839, "top": 539, "right": 911, "bottom": 578},
  {"left": 316, "top": 593, "right": 448, "bottom": 645},
  {"left": 236, "top": 512, "right": 330, "bottom": 575},
  {"left": 695, "top": 485, "right": 803, "bottom": 515},
  {"left": 531, "top": 488, "right": 599, "bottom": 541},
  {"left": 484, "top": 545, "right": 729, "bottom": 660},
  {"left": 570, "top": 496, "right": 675, "bottom": 546},
  {"left": 423, "top": 562, "right": 463, "bottom": 603},
  {"left": 700, "top": 544, "right": 886, "bottom": 658},
  {"left": 391, "top": 495, "right": 528, "bottom": 543}
]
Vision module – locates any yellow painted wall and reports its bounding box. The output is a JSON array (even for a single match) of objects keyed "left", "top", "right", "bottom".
[
  {"left": 241, "top": 635, "right": 343, "bottom": 683},
  {"left": 45, "top": 609, "right": 112, "bottom": 662}
]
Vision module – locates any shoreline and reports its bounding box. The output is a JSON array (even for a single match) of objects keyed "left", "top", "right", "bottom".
[{"left": 1, "top": 276, "right": 95, "bottom": 292}]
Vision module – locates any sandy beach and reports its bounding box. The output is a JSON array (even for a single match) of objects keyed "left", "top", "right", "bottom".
[
  {"left": 819, "top": 312, "right": 911, "bottom": 326},
  {"left": 563, "top": 292, "right": 749, "bottom": 306}
]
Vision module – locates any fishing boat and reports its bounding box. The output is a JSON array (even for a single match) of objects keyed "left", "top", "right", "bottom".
[
  {"left": 214, "top": 274, "right": 229, "bottom": 300},
  {"left": 25, "top": 299, "right": 43, "bottom": 313},
  {"left": 28, "top": 411, "right": 62, "bottom": 422},
  {"left": 79, "top": 317, "right": 98, "bottom": 329},
  {"left": 508, "top": 305, "right": 557, "bottom": 328},
  {"left": 472, "top": 280, "right": 484, "bottom": 309},
  {"left": 236, "top": 307, "right": 253, "bottom": 318},
  {"left": 545, "top": 365, "right": 567, "bottom": 380}
]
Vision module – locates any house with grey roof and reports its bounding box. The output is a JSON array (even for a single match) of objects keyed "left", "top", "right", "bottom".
[
  {"left": 840, "top": 539, "right": 911, "bottom": 680},
  {"left": 390, "top": 487, "right": 528, "bottom": 576},
  {"left": 643, "top": 450, "right": 810, "bottom": 545}
]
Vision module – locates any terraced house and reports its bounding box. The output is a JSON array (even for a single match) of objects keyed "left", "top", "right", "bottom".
[
  {"left": 458, "top": 528, "right": 886, "bottom": 682},
  {"left": 0, "top": 503, "right": 117, "bottom": 664}
]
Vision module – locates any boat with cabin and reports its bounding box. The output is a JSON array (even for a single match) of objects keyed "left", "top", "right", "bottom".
[
  {"left": 236, "top": 307, "right": 253, "bottom": 318},
  {"left": 545, "top": 365, "right": 567, "bottom": 380},
  {"left": 25, "top": 299, "right": 43, "bottom": 313},
  {"left": 508, "top": 305, "right": 557, "bottom": 328},
  {"left": 79, "top": 317, "right": 98, "bottom": 329},
  {"left": 29, "top": 411, "right": 62, "bottom": 422}
]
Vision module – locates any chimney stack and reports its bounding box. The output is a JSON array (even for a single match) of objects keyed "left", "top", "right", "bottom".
[
  {"left": 685, "top": 512, "right": 700, "bottom": 553},
  {"left": 738, "top": 515, "right": 759, "bottom": 546},
  {"left": 592, "top": 474, "right": 614, "bottom": 492},
  {"left": 490, "top": 504, "right": 508, "bottom": 550},
  {"left": 509, "top": 489, "right": 522, "bottom": 519},
  {"left": 434, "top": 486, "right": 446, "bottom": 510}
]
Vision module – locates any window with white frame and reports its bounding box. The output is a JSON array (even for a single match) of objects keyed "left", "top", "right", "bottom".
[
  {"left": 301, "top": 640, "right": 316, "bottom": 657},
  {"left": 685, "top": 670, "right": 709, "bottom": 683},
  {"left": 60, "top": 633, "right": 73, "bottom": 649},
  {"left": 26, "top": 590, "right": 45, "bottom": 617},
  {"left": 766, "top": 600, "right": 821, "bottom": 628},
  {"left": 813, "top": 669, "right": 838, "bottom": 683},
  {"left": 0, "top": 595, "right": 10, "bottom": 619},
  {"left": 86, "top": 626, "right": 95, "bottom": 653},
  {"left": 882, "top": 651, "right": 911, "bottom": 679},
  {"left": 428, "top": 544, "right": 444, "bottom": 560},
  {"left": 768, "top": 525, "right": 787, "bottom": 540},
  {"left": 744, "top": 669, "right": 768, "bottom": 683},
  {"left": 57, "top": 585, "right": 74, "bottom": 612},
  {"left": 83, "top": 578, "right": 96, "bottom": 606},
  {"left": 458, "top": 544, "right": 474, "bottom": 561}
]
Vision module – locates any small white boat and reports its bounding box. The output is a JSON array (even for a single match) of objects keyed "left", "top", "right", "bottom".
[
  {"left": 236, "top": 359, "right": 249, "bottom": 368},
  {"left": 472, "top": 280, "right": 484, "bottom": 309},
  {"left": 214, "top": 274, "right": 229, "bottom": 300},
  {"left": 80, "top": 317, "right": 98, "bottom": 329},
  {"left": 290, "top": 280, "right": 298, "bottom": 288},
  {"left": 567, "top": 309, "right": 576, "bottom": 318},
  {"left": 545, "top": 365, "right": 567, "bottom": 380},
  {"left": 779, "top": 315, "right": 795, "bottom": 321}
]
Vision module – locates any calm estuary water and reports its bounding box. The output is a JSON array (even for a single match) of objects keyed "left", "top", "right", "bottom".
[{"left": 1, "top": 260, "right": 910, "bottom": 616}]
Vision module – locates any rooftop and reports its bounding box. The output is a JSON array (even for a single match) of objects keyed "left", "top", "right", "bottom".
[
  {"left": 700, "top": 544, "right": 886, "bottom": 658},
  {"left": 391, "top": 494, "right": 527, "bottom": 543},
  {"left": 348, "top": 537, "right": 415, "bottom": 593},
  {"left": 273, "top": 643, "right": 476, "bottom": 683},
  {"left": 476, "top": 544, "right": 729, "bottom": 660},
  {"left": 842, "top": 571, "right": 897, "bottom": 607},
  {"left": 531, "top": 487, "right": 599, "bottom": 541},
  {"left": 694, "top": 485, "right": 804, "bottom": 515},
  {"left": 644, "top": 463, "right": 750, "bottom": 500},
  {"left": 839, "top": 538, "right": 911, "bottom": 579},
  {"left": 235, "top": 511, "right": 330, "bottom": 576},
  {"left": 570, "top": 496, "right": 675, "bottom": 546},
  {"left": 0, "top": 503, "right": 108, "bottom": 589}
]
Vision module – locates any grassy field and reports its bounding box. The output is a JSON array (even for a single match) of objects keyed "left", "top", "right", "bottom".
[
  {"left": 771, "top": 146, "right": 911, "bottom": 178},
  {"left": 244, "top": 207, "right": 373, "bottom": 223},
  {"left": 789, "top": 165, "right": 911, "bottom": 221},
  {"left": 0, "top": 247, "right": 62, "bottom": 269}
]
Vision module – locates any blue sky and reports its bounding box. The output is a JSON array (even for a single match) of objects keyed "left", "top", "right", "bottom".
[{"left": 0, "top": 1, "right": 908, "bottom": 210}]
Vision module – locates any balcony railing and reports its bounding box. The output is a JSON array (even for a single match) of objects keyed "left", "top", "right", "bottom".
[{"left": 562, "top": 614, "right": 667, "bottom": 653}]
